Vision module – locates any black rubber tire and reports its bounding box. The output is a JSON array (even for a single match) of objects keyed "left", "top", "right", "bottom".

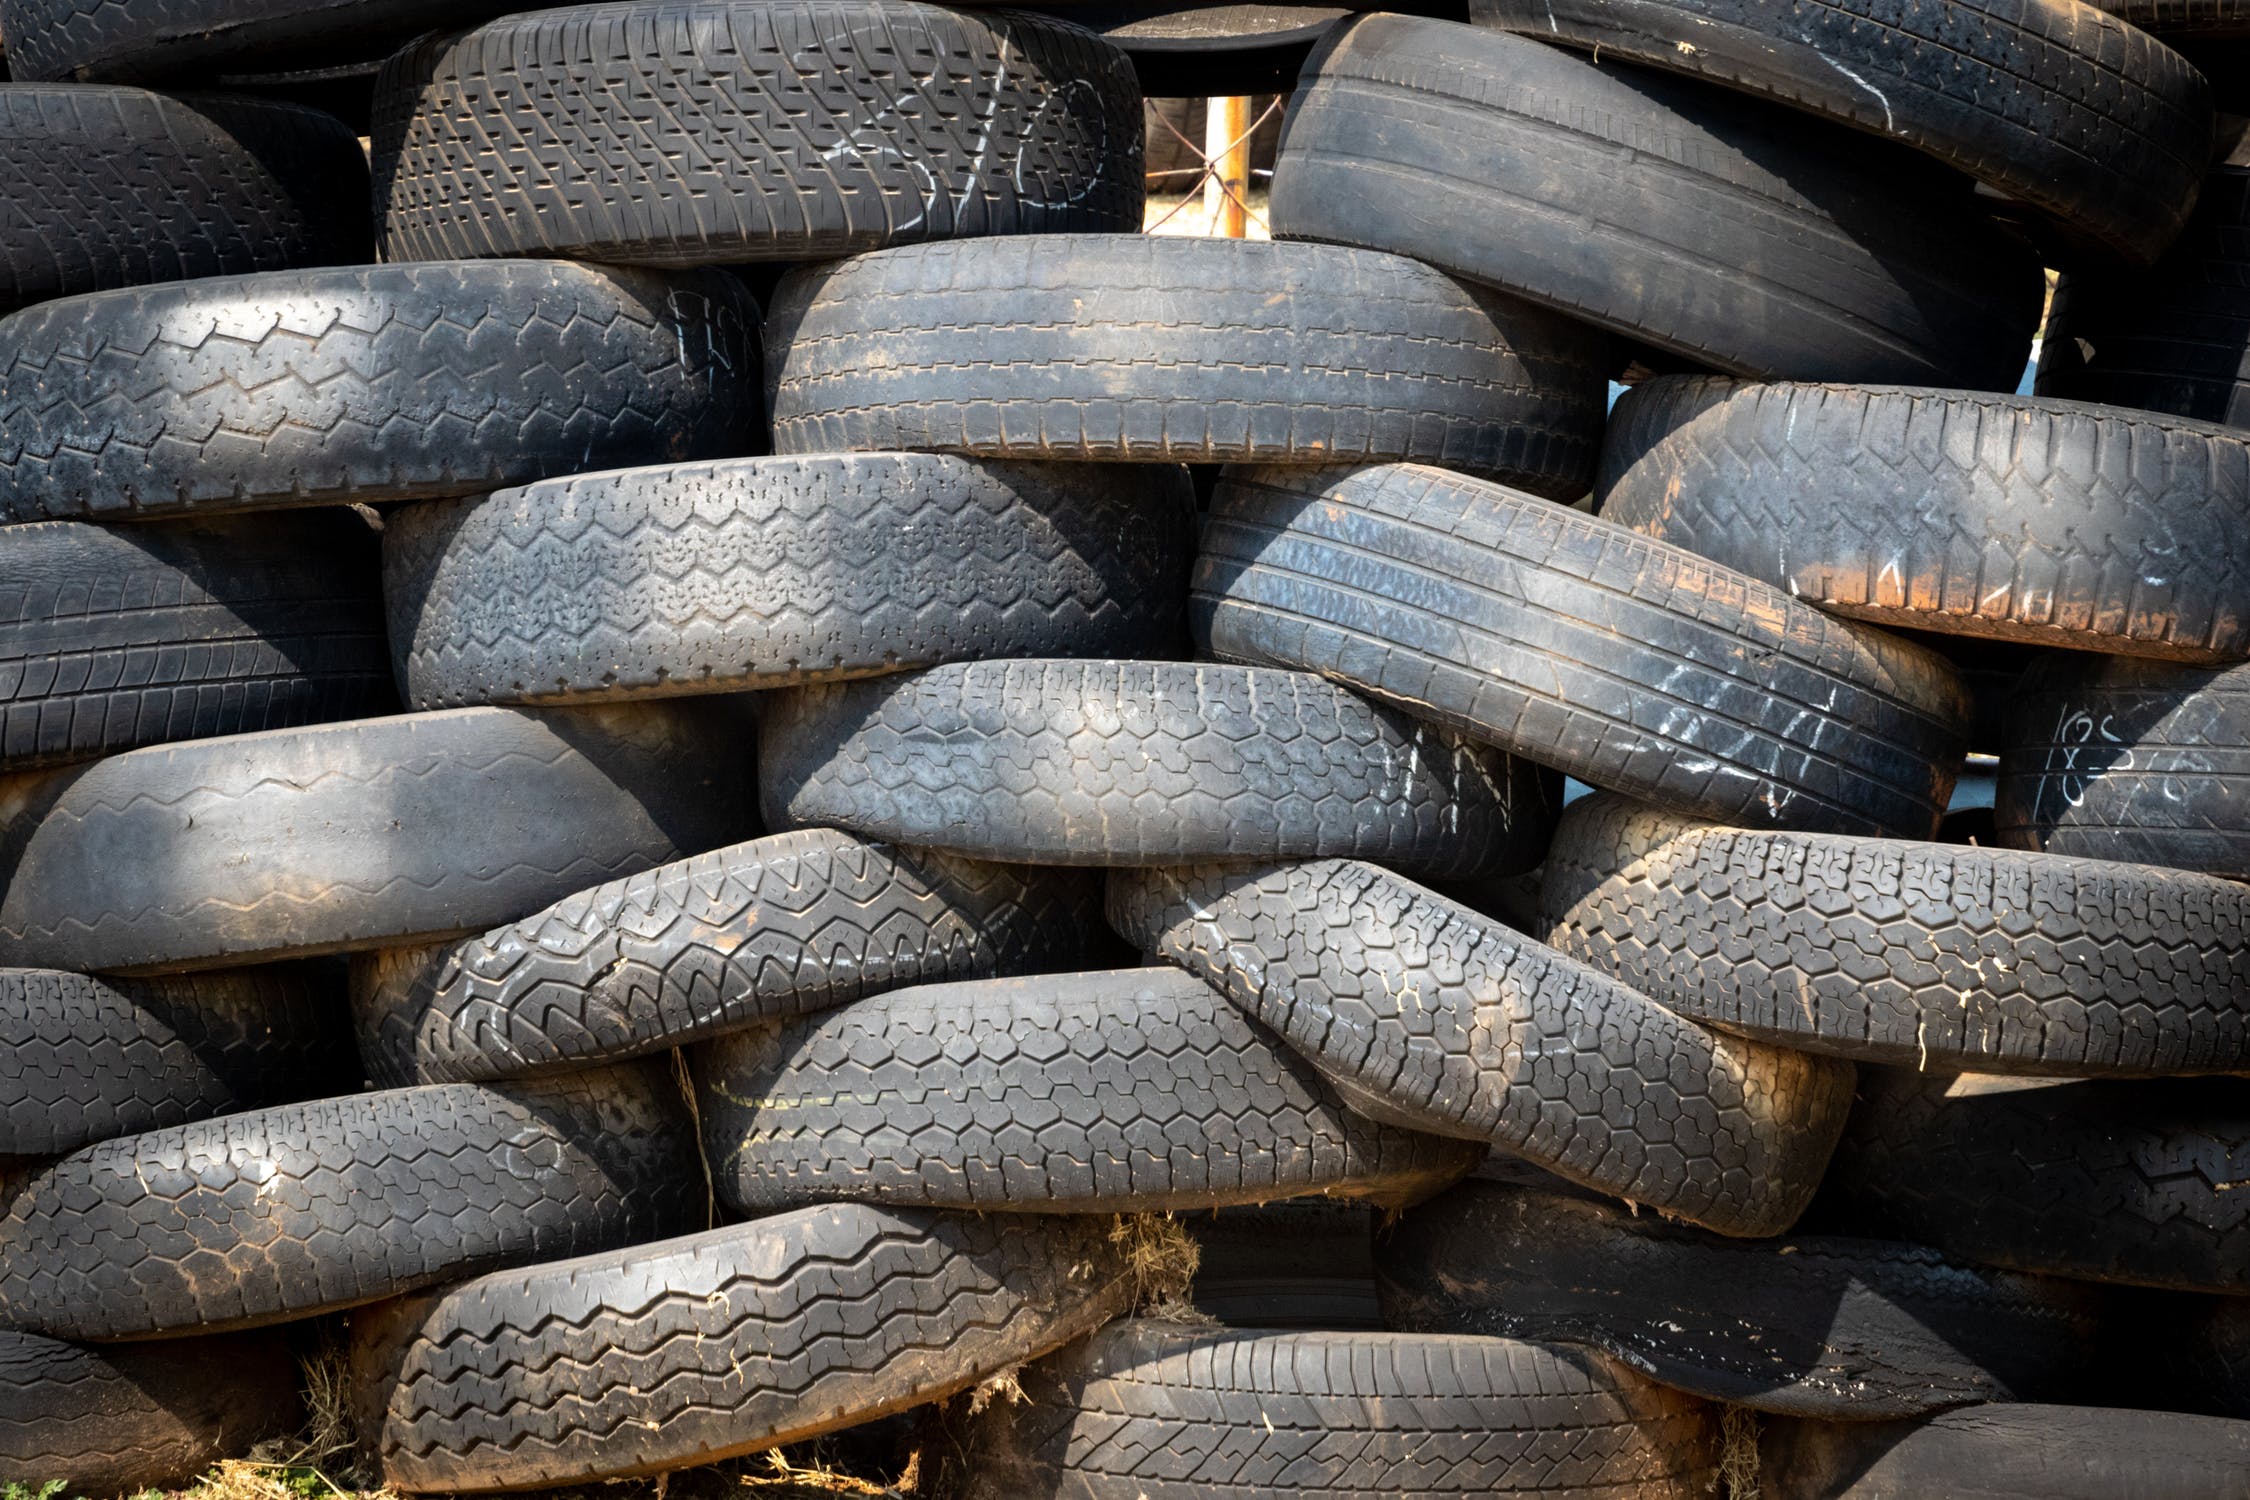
[
  {"left": 352, "top": 829, "right": 1115, "bottom": 1085},
  {"left": 1269, "top": 15, "right": 2045, "bottom": 388},
  {"left": 0, "top": 699, "right": 760, "bottom": 973},
  {"left": 1538, "top": 792, "right": 2250, "bottom": 1077},
  {"left": 384, "top": 455, "right": 1196, "bottom": 709},
  {"left": 0, "top": 87, "right": 369, "bottom": 316},
  {"left": 1099, "top": 7, "right": 1339, "bottom": 95},
  {"left": 1467, "top": 0, "right": 2211, "bottom": 267},
  {"left": 0, "top": 261, "right": 762, "bottom": 525},
  {"left": 0, "top": 963, "right": 358, "bottom": 1157},
  {"left": 2179, "top": 1295, "right": 2250, "bottom": 1418},
  {"left": 0, "top": 513, "right": 393, "bottom": 771},
  {"left": 945, "top": 1322, "right": 1720, "bottom": 1500},
  {"left": 351, "top": 1203, "right": 1141, "bottom": 1493},
  {"left": 1202, "top": 463, "right": 1971, "bottom": 838},
  {"left": 1811, "top": 1069, "right": 2250, "bottom": 1294},
  {"left": 372, "top": 1, "right": 1144, "bottom": 267},
  {"left": 2091, "top": 1, "right": 2250, "bottom": 39},
  {"left": 1379, "top": 1176, "right": 2110, "bottom": 1420},
  {"left": 0, "top": 1327, "right": 301, "bottom": 1492},
  {"left": 0, "top": 1060, "right": 702, "bottom": 1340},
  {"left": 1994, "top": 653, "right": 2250, "bottom": 878},
  {"left": 762, "top": 236, "right": 1607, "bottom": 494},
  {"left": 1108, "top": 860, "right": 1857, "bottom": 1238},
  {"left": 1600, "top": 377, "right": 2250, "bottom": 662},
  {"left": 0, "top": 0, "right": 513, "bottom": 82},
  {"left": 760, "top": 659, "right": 1557, "bottom": 880},
  {"left": 1186, "top": 1198, "right": 1382, "bottom": 1329},
  {"left": 693, "top": 967, "right": 1483, "bottom": 1216}
]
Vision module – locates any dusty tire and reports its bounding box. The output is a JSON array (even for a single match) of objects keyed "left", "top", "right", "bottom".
[
  {"left": 693, "top": 967, "right": 1483, "bottom": 1216},
  {"left": 0, "top": 261, "right": 761, "bottom": 524},
  {"left": 1108, "top": 860, "right": 1857, "bottom": 1238},
  {"left": 0, "top": 513, "right": 392, "bottom": 771},
  {"left": 0, "top": 700, "right": 759, "bottom": 973},
  {"left": 384, "top": 455, "right": 1195, "bottom": 709},
  {"left": 352, "top": 1203, "right": 1140, "bottom": 1493},
  {"left": 763, "top": 236, "right": 1608, "bottom": 494},
  {"left": 372, "top": 1, "right": 1144, "bottom": 267},
  {"left": 759, "top": 659, "right": 1557, "bottom": 880},
  {"left": 1270, "top": 15, "right": 2044, "bottom": 387},
  {"left": 352, "top": 830, "right": 1114, "bottom": 1085},
  {"left": 1538, "top": 793, "right": 2250, "bottom": 1077},
  {"left": 0, "top": 0, "right": 511, "bottom": 81},
  {"left": 0, "top": 88, "right": 368, "bottom": 315},
  {"left": 1599, "top": 377, "right": 2250, "bottom": 662},
  {"left": 1202, "top": 463, "right": 1970, "bottom": 837}
]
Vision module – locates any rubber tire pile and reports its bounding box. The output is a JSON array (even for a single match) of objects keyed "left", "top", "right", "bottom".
[{"left": 0, "top": 0, "right": 2248, "bottom": 1497}]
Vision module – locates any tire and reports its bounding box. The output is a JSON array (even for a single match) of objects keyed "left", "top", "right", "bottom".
[
  {"left": 0, "top": 1060, "right": 702, "bottom": 1340},
  {"left": 1112, "top": 15, "right": 1329, "bottom": 96},
  {"left": 1202, "top": 463, "right": 1970, "bottom": 838},
  {"left": 351, "top": 1203, "right": 1141, "bottom": 1494},
  {"left": 0, "top": 88, "right": 369, "bottom": 316},
  {"left": 1755, "top": 1406, "right": 2250, "bottom": 1500},
  {"left": 1378, "top": 1176, "right": 2110, "bottom": 1419},
  {"left": 1, "top": 963, "right": 358, "bottom": 1157},
  {"left": 1811, "top": 1069, "right": 2250, "bottom": 1293},
  {"left": 351, "top": 829, "right": 1115, "bottom": 1085},
  {"left": 2090, "top": 1, "right": 2250, "bottom": 38},
  {"left": 1466, "top": 0, "right": 2210, "bottom": 267},
  {"left": 0, "top": 1328, "right": 301, "bottom": 1493},
  {"left": 372, "top": 1, "right": 1144, "bottom": 267},
  {"left": 0, "top": 513, "right": 393, "bottom": 771},
  {"left": 1994, "top": 653, "right": 2250, "bottom": 878},
  {"left": 762, "top": 236, "right": 1607, "bottom": 495},
  {"left": 1599, "top": 377, "right": 2250, "bottom": 662},
  {"left": 945, "top": 1322, "right": 1720, "bottom": 1500},
  {"left": 1269, "top": 15, "right": 2044, "bottom": 388},
  {"left": 0, "top": 261, "right": 762, "bottom": 524},
  {"left": 693, "top": 967, "right": 1483, "bottom": 1216},
  {"left": 2178, "top": 1295, "right": 2250, "bottom": 1418},
  {"left": 0, "top": 699, "right": 759, "bottom": 973},
  {"left": 384, "top": 455, "right": 1196, "bottom": 709},
  {"left": 1538, "top": 792, "right": 2250, "bottom": 1077},
  {"left": 0, "top": 0, "right": 515, "bottom": 82},
  {"left": 1107, "top": 860, "right": 1857, "bottom": 1238},
  {"left": 1186, "top": 1198, "right": 1382, "bottom": 1329},
  {"left": 760, "top": 659, "right": 1557, "bottom": 880}
]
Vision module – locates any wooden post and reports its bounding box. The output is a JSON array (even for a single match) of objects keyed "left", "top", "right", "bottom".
[{"left": 1203, "top": 95, "right": 1251, "bottom": 238}]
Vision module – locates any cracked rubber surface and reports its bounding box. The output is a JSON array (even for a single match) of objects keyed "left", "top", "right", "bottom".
[
  {"left": 352, "top": 829, "right": 1115, "bottom": 1085},
  {"left": 1108, "top": 860, "right": 1855, "bottom": 1237},
  {"left": 0, "top": 260, "right": 761, "bottom": 524},
  {"left": 0, "top": 512, "right": 393, "bottom": 771},
  {"left": 1379, "top": 1175, "right": 2109, "bottom": 1419},
  {"left": 1201, "top": 463, "right": 1969, "bottom": 837},
  {"left": 1270, "top": 15, "right": 2043, "bottom": 387},
  {"left": 385, "top": 454, "right": 1194, "bottom": 709},
  {"left": 0, "top": 1059, "right": 702, "bottom": 1340},
  {"left": 0, "top": 699, "right": 760, "bottom": 973},
  {"left": 763, "top": 236, "right": 1607, "bottom": 493},
  {"left": 0, "top": 0, "right": 517, "bottom": 82},
  {"left": 1538, "top": 792, "right": 2250, "bottom": 1076},
  {"left": 372, "top": 1, "right": 1144, "bottom": 266},
  {"left": 694, "top": 967, "right": 1483, "bottom": 1216},
  {"left": 759, "top": 659, "right": 1557, "bottom": 880},
  {"left": 352, "top": 1202, "right": 1140, "bottom": 1493},
  {"left": 1, "top": 962, "right": 357, "bottom": 1157},
  {"left": 1600, "top": 377, "right": 2250, "bottom": 662},
  {"left": 946, "top": 1321, "right": 1720, "bottom": 1499}
]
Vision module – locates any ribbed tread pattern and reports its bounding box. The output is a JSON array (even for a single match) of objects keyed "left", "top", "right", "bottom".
[{"left": 2091, "top": 1, "right": 2250, "bottom": 36}]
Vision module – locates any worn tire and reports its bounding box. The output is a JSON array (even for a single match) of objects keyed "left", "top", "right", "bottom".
[
  {"left": 352, "top": 829, "right": 1113, "bottom": 1085},
  {"left": 0, "top": 513, "right": 392, "bottom": 771},
  {"left": 694, "top": 967, "right": 1483, "bottom": 1216},
  {"left": 0, "top": 87, "right": 369, "bottom": 316},
  {"left": 0, "top": 0, "right": 513, "bottom": 81},
  {"left": 352, "top": 1203, "right": 1140, "bottom": 1493},
  {"left": 1270, "top": 16, "right": 2044, "bottom": 388},
  {"left": 385, "top": 455, "right": 1195, "bottom": 709},
  {"left": 0, "top": 261, "right": 761, "bottom": 525},
  {"left": 1600, "top": 377, "right": 2250, "bottom": 662},
  {"left": 760, "top": 659, "right": 1557, "bottom": 880},
  {"left": 1202, "top": 463, "right": 1970, "bottom": 837},
  {"left": 763, "top": 236, "right": 1607, "bottom": 493},
  {"left": 1538, "top": 793, "right": 2250, "bottom": 1076},
  {"left": 0, "top": 699, "right": 759, "bottom": 973},
  {"left": 1109, "top": 860, "right": 1857, "bottom": 1238},
  {"left": 2092, "top": 1, "right": 2250, "bottom": 35},
  {"left": 372, "top": 1, "right": 1143, "bottom": 267}
]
